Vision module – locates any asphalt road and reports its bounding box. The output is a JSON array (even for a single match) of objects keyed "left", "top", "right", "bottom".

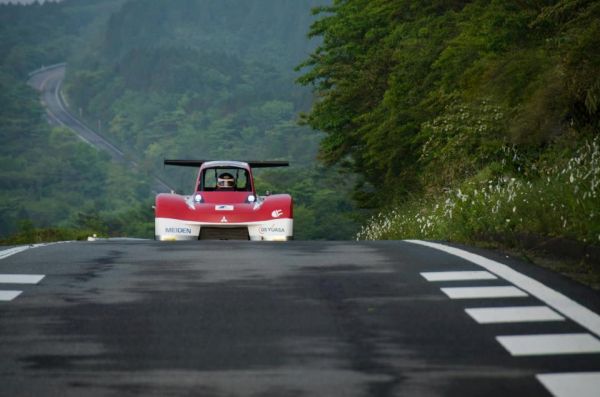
[
  {"left": 27, "top": 64, "right": 172, "bottom": 194},
  {"left": 1, "top": 240, "right": 599, "bottom": 396}
]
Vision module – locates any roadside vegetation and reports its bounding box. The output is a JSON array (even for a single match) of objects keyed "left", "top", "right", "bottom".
[
  {"left": 357, "top": 137, "right": 600, "bottom": 244},
  {"left": 298, "top": 0, "right": 600, "bottom": 266}
]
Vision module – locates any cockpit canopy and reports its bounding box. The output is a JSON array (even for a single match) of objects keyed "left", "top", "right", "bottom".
[{"left": 199, "top": 167, "right": 252, "bottom": 192}]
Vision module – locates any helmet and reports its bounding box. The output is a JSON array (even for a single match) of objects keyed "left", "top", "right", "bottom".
[{"left": 217, "top": 172, "right": 235, "bottom": 189}]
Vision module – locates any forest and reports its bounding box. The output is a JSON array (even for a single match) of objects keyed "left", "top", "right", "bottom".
[
  {"left": 0, "top": 0, "right": 358, "bottom": 242},
  {"left": 297, "top": 0, "right": 600, "bottom": 257},
  {"left": 0, "top": 0, "right": 153, "bottom": 242},
  {"left": 1, "top": 0, "right": 599, "bottom": 252}
]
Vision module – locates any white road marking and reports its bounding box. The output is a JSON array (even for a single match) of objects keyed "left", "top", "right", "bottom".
[
  {"left": 536, "top": 372, "right": 600, "bottom": 397},
  {"left": 496, "top": 333, "right": 600, "bottom": 356},
  {"left": 0, "top": 274, "right": 45, "bottom": 284},
  {"left": 0, "top": 246, "right": 31, "bottom": 260},
  {"left": 0, "top": 291, "right": 22, "bottom": 301},
  {"left": 441, "top": 286, "right": 528, "bottom": 299},
  {"left": 406, "top": 240, "right": 600, "bottom": 338},
  {"left": 0, "top": 241, "right": 70, "bottom": 262},
  {"left": 465, "top": 306, "right": 565, "bottom": 324},
  {"left": 421, "top": 271, "right": 497, "bottom": 281}
]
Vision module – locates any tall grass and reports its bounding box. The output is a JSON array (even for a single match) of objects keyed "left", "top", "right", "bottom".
[{"left": 357, "top": 137, "right": 600, "bottom": 245}]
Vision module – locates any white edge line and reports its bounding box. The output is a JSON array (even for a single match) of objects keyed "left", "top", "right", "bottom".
[
  {"left": 406, "top": 240, "right": 600, "bottom": 338},
  {"left": 0, "top": 246, "right": 32, "bottom": 260},
  {"left": 0, "top": 241, "right": 71, "bottom": 261}
]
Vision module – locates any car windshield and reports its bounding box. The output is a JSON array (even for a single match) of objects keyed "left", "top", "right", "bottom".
[{"left": 200, "top": 167, "right": 251, "bottom": 191}]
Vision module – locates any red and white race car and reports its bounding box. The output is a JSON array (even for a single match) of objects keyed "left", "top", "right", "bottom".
[{"left": 155, "top": 160, "right": 293, "bottom": 241}]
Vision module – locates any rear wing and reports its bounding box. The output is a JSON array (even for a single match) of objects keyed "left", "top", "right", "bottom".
[{"left": 164, "top": 160, "right": 289, "bottom": 168}]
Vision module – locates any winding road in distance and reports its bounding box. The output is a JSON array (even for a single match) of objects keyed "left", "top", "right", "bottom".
[
  {"left": 1, "top": 239, "right": 599, "bottom": 396},
  {"left": 27, "top": 64, "right": 172, "bottom": 193}
]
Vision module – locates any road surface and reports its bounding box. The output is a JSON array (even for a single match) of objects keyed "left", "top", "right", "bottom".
[
  {"left": 1, "top": 240, "right": 599, "bottom": 396},
  {"left": 27, "top": 64, "right": 172, "bottom": 193}
]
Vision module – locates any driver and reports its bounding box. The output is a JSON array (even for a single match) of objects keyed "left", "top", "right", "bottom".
[{"left": 217, "top": 172, "right": 235, "bottom": 189}]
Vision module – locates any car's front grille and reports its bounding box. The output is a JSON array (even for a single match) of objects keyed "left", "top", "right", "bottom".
[{"left": 199, "top": 227, "right": 249, "bottom": 240}]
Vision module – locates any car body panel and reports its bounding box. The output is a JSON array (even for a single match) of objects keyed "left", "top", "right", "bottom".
[{"left": 155, "top": 160, "right": 293, "bottom": 241}]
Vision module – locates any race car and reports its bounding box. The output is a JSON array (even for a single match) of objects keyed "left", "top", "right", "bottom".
[{"left": 155, "top": 160, "right": 293, "bottom": 241}]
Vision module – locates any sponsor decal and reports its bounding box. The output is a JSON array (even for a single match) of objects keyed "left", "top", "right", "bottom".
[
  {"left": 271, "top": 209, "right": 283, "bottom": 218},
  {"left": 258, "top": 224, "right": 286, "bottom": 235},
  {"left": 165, "top": 227, "right": 192, "bottom": 234},
  {"left": 215, "top": 205, "right": 234, "bottom": 211},
  {"left": 220, "top": 216, "right": 228, "bottom": 223}
]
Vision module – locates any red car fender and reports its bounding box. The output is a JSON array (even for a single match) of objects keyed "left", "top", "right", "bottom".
[
  {"left": 155, "top": 193, "right": 188, "bottom": 218},
  {"left": 256, "top": 194, "right": 293, "bottom": 220}
]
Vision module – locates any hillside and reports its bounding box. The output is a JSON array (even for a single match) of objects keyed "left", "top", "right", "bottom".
[
  {"left": 1, "top": 0, "right": 360, "bottom": 241},
  {"left": 297, "top": 0, "right": 599, "bottom": 258},
  {"left": 0, "top": 0, "right": 153, "bottom": 240}
]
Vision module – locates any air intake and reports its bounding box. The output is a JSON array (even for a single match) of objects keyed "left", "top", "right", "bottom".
[{"left": 199, "top": 227, "right": 250, "bottom": 240}]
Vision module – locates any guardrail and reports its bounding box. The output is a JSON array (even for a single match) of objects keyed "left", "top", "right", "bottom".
[{"left": 27, "top": 62, "right": 67, "bottom": 77}]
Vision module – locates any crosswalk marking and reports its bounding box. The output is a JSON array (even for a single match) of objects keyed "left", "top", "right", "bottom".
[
  {"left": 408, "top": 241, "right": 600, "bottom": 395},
  {"left": 0, "top": 274, "right": 46, "bottom": 302},
  {"left": 496, "top": 333, "right": 600, "bottom": 356},
  {"left": 0, "top": 291, "right": 22, "bottom": 301},
  {"left": 0, "top": 274, "right": 45, "bottom": 284},
  {"left": 420, "top": 271, "right": 497, "bottom": 281},
  {"left": 441, "top": 286, "right": 528, "bottom": 299},
  {"left": 406, "top": 240, "right": 600, "bottom": 338},
  {"left": 536, "top": 372, "right": 600, "bottom": 397},
  {"left": 465, "top": 306, "right": 565, "bottom": 324}
]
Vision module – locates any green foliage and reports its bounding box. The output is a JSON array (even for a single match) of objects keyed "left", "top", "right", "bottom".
[
  {"left": 298, "top": 0, "right": 600, "bottom": 210},
  {"left": 0, "top": 1, "right": 153, "bottom": 240},
  {"left": 60, "top": 0, "right": 359, "bottom": 240},
  {"left": 254, "top": 166, "right": 361, "bottom": 240},
  {"left": 358, "top": 137, "right": 600, "bottom": 246},
  {"left": 418, "top": 98, "right": 508, "bottom": 189},
  {"left": 0, "top": 0, "right": 359, "bottom": 241},
  {"left": 0, "top": 220, "right": 97, "bottom": 245}
]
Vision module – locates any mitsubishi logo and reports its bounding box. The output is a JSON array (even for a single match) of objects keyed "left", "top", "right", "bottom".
[{"left": 220, "top": 216, "right": 228, "bottom": 223}]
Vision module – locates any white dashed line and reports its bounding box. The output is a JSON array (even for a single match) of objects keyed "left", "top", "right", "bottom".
[
  {"left": 406, "top": 240, "right": 600, "bottom": 338},
  {"left": 420, "top": 271, "right": 497, "bottom": 281},
  {"left": 465, "top": 306, "right": 565, "bottom": 324},
  {"left": 0, "top": 291, "right": 23, "bottom": 301},
  {"left": 536, "top": 372, "right": 600, "bottom": 397},
  {"left": 0, "top": 274, "right": 45, "bottom": 284},
  {"left": 441, "top": 286, "right": 528, "bottom": 299},
  {"left": 496, "top": 333, "right": 600, "bottom": 356},
  {"left": 1, "top": 246, "right": 54, "bottom": 301}
]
